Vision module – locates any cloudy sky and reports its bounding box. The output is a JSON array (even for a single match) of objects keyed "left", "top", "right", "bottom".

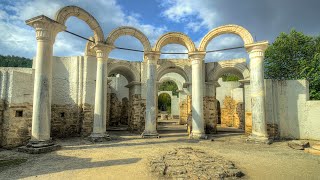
[{"left": 0, "top": 0, "right": 319, "bottom": 61}]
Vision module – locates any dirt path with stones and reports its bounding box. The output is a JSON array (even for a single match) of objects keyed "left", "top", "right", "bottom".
[{"left": 0, "top": 125, "right": 320, "bottom": 179}]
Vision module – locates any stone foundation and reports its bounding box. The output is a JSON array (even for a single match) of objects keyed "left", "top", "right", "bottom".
[{"left": 267, "top": 123, "right": 279, "bottom": 139}]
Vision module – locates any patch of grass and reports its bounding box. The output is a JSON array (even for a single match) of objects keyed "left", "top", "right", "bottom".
[{"left": 0, "top": 158, "right": 28, "bottom": 171}]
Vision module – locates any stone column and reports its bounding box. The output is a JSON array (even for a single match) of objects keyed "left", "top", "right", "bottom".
[
  {"left": 24, "top": 16, "right": 65, "bottom": 150},
  {"left": 245, "top": 41, "right": 270, "bottom": 143},
  {"left": 142, "top": 51, "right": 160, "bottom": 138},
  {"left": 90, "top": 44, "right": 113, "bottom": 142},
  {"left": 189, "top": 52, "right": 207, "bottom": 139}
]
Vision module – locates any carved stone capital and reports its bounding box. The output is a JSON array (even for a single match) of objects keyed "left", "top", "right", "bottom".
[
  {"left": 26, "top": 15, "right": 66, "bottom": 42},
  {"left": 245, "top": 41, "right": 269, "bottom": 59},
  {"left": 188, "top": 51, "right": 206, "bottom": 61},
  {"left": 91, "top": 43, "right": 114, "bottom": 59},
  {"left": 144, "top": 51, "right": 160, "bottom": 64}
]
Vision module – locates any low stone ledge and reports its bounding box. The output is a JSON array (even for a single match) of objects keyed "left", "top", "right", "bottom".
[{"left": 17, "top": 144, "right": 61, "bottom": 154}]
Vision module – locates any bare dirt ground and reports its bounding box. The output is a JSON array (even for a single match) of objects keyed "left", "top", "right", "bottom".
[{"left": 0, "top": 124, "right": 320, "bottom": 180}]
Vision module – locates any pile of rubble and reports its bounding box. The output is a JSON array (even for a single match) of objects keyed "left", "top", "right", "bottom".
[{"left": 149, "top": 147, "right": 244, "bottom": 179}]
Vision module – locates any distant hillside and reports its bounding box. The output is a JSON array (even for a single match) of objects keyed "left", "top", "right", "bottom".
[{"left": 0, "top": 55, "right": 32, "bottom": 68}]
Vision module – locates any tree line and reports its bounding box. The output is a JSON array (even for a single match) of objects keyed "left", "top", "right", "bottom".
[{"left": 0, "top": 55, "right": 32, "bottom": 68}]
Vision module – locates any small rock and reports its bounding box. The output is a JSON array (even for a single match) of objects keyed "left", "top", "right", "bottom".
[{"left": 288, "top": 140, "right": 310, "bottom": 150}]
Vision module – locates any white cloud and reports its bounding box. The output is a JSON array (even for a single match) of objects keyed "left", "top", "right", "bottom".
[
  {"left": 0, "top": 0, "right": 168, "bottom": 60},
  {"left": 160, "top": 0, "right": 218, "bottom": 32}
]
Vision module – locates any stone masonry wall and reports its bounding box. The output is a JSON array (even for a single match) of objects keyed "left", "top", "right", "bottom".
[
  {"left": 109, "top": 93, "right": 122, "bottom": 126},
  {"left": 179, "top": 95, "right": 191, "bottom": 125},
  {"left": 51, "top": 104, "right": 82, "bottom": 138},
  {"left": 81, "top": 103, "right": 94, "bottom": 136},
  {"left": 128, "top": 95, "right": 144, "bottom": 132},
  {"left": 221, "top": 96, "right": 244, "bottom": 129},
  {"left": 1, "top": 102, "right": 32, "bottom": 148},
  {"left": 204, "top": 96, "right": 218, "bottom": 134}
]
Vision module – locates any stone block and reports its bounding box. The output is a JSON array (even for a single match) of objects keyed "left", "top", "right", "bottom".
[{"left": 288, "top": 140, "right": 310, "bottom": 150}]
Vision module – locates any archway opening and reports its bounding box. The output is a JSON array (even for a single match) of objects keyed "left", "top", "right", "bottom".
[
  {"left": 160, "top": 44, "right": 188, "bottom": 59},
  {"left": 109, "top": 35, "right": 144, "bottom": 61},
  {"left": 204, "top": 34, "right": 247, "bottom": 62},
  {"left": 158, "top": 92, "right": 172, "bottom": 118},
  {"left": 215, "top": 71, "right": 245, "bottom": 135}
]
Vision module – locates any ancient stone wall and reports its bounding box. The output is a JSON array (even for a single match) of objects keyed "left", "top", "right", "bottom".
[
  {"left": 51, "top": 104, "right": 82, "bottom": 138},
  {"left": 81, "top": 103, "right": 94, "bottom": 136},
  {"left": 128, "top": 95, "right": 144, "bottom": 132},
  {"left": 109, "top": 93, "right": 122, "bottom": 126},
  {"left": 245, "top": 112, "right": 252, "bottom": 135},
  {"left": 1, "top": 102, "right": 32, "bottom": 148},
  {"left": 179, "top": 95, "right": 191, "bottom": 125},
  {"left": 204, "top": 96, "right": 218, "bottom": 134},
  {"left": 221, "top": 96, "right": 244, "bottom": 129}
]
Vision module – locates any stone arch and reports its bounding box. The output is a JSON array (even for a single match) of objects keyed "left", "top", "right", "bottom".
[
  {"left": 153, "top": 32, "right": 196, "bottom": 52},
  {"left": 106, "top": 26, "right": 151, "bottom": 51},
  {"left": 55, "top": 6, "right": 104, "bottom": 42},
  {"left": 84, "top": 37, "right": 96, "bottom": 56},
  {"left": 157, "top": 61, "right": 190, "bottom": 82},
  {"left": 207, "top": 58, "right": 250, "bottom": 82},
  {"left": 159, "top": 76, "right": 183, "bottom": 90},
  {"left": 199, "top": 24, "right": 254, "bottom": 51},
  {"left": 108, "top": 60, "right": 140, "bottom": 82}
]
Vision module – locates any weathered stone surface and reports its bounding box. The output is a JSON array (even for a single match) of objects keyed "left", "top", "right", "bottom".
[
  {"left": 149, "top": 147, "right": 244, "bottom": 179},
  {"left": 51, "top": 104, "right": 82, "bottom": 138},
  {"left": 18, "top": 144, "right": 61, "bottom": 154},
  {"left": 288, "top": 140, "right": 310, "bottom": 150},
  {"left": 204, "top": 96, "right": 218, "bottom": 134},
  {"left": 221, "top": 96, "right": 244, "bottom": 129},
  {"left": 304, "top": 148, "right": 320, "bottom": 156},
  {"left": 1, "top": 102, "right": 32, "bottom": 148}
]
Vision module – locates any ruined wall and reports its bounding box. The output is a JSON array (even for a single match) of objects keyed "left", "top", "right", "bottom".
[
  {"left": 0, "top": 68, "right": 33, "bottom": 148},
  {"left": 51, "top": 104, "right": 82, "bottom": 138},
  {"left": 220, "top": 96, "right": 244, "bottom": 129},
  {"left": 203, "top": 96, "right": 217, "bottom": 134},
  {"left": 128, "top": 95, "right": 144, "bottom": 132},
  {"left": 179, "top": 95, "right": 191, "bottom": 125}
]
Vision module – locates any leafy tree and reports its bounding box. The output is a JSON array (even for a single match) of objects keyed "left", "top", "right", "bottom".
[
  {"left": 264, "top": 29, "right": 320, "bottom": 100},
  {"left": 221, "top": 73, "right": 240, "bottom": 81},
  {"left": 158, "top": 93, "right": 171, "bottom": 113},
  {"left": 159, "top": 81, "right": 178, "bottom": 96},
  {"left": 0, "top": 55, "right": 32, "bottom": 67}
]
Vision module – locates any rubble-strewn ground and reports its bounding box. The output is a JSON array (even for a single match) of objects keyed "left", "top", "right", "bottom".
[
  {"left": 0, "top": 124, "right": 320, "bottom": 180},
  {"left": 149, "top": 147, "right": 244, "bottom": 179}
]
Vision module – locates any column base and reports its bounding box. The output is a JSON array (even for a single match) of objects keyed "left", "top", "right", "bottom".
[
  {"left": 246, "top": 134, "right": 272, "bottom": 144},
  {"left": 189, "top": 132, "right": 208, "bottom": 139},
  {"left": 89, "top": 132, "right": 111, "bottom": 142},
  {"left": 141, "top": 131, "right": 160, "bottom": 138},
  {"left": 18, "top": 140, "right": 61, "bottom": 154}
]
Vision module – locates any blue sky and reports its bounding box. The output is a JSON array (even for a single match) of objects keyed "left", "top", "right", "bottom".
[{"left": 0, "top": 0, "right": 320, "bottom": 61}]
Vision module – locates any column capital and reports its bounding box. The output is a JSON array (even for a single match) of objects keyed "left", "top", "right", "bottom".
[
  {"left": 245, "top": 41, "right": 269, "bottom": 59},
  {"left": 91, "top": 43, "right": 114, "bottom": 59},
  {"left": 144, "top": 51, "right": 160, "bottom": 64},
  {"left": 188, "top": 51, "right": 206, "bottom": 60},
  {"left": 26, "top": 15, "right": 66, "bottom": 42}
]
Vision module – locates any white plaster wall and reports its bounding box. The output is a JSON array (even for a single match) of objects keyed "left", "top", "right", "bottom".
[
  {"left": 0, "top": 68, "right": 33, "bottom": 104},
  {"left": 231, "top": 88, "right": 243, "bottom": 103},
  {"left": 303, "top": 101, "right": 320, "bottom": 140},
  {"left": 171, "top": 96, "right": 179, "bottom": 116},
  {"left": 109, "top": 74, "right": 129, "bottom": 100},
  {"left": 216, "top": 78, "right": 241, "bottom": 106}
]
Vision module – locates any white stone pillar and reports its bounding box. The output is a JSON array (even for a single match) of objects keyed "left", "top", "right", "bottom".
[
  {"left": 142, "top": 51, "right": 160, "bottom": 138},
  {"left": 245, "top": 41, "right": 270, "bottom": 143},
  {"left": 189, "top": 52, "right": 207, "bottom": 139},
  {"left": 26, "top": 16, "right": 65, "bottom": 146},
  {"left": 90, "top": 44, "right": 113, "bottom": 141}
]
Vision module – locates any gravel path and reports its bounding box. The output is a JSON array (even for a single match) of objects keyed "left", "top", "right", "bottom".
[{"left": 0, "top": 125, "right": 319, "bottom": 180}]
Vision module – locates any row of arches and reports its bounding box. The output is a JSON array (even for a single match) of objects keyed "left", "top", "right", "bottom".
[
  {"left": 26, "top": 5, "right": 269, "bottom": 144},
  {"left": 54, "top": 6, "right": 255, "bottom": 56}
]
